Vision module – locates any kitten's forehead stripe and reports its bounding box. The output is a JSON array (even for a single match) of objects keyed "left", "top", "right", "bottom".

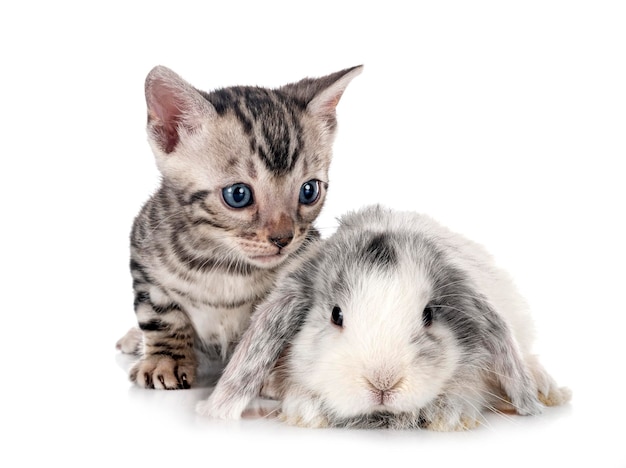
[
  {"left": 247, "top": 159, "right": 258, "bottom": 180},
  {"left": 234, "top": 99, "right": 254, "bottom": 135},
  {"left": 206, "top": 86, "right": 303, "bottom": 176}
]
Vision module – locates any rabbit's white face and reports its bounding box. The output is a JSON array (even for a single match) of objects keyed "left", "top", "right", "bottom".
[
  {"left": 287, "top": 263, "right": 462, "bottom": 419},
  {"left": 199, "top": 206, "right": 568, "bottom": 429}
]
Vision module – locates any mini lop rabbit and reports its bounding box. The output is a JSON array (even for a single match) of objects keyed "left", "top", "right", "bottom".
[{"left": 197, "top": 205, "right": 570, "bottom": 430}]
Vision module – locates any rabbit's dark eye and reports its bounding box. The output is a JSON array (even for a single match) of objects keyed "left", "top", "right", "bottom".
[
  {"left": 331, "top": 306, "right": 343, "bottom": 327},
  {"left": 422, "top": 306, "right": 434, "bottom": 327}
]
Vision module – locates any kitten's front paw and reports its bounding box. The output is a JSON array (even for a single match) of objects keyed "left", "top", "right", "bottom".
[{"left": 129, "top": 355, "right": 196, "bottom": 389}]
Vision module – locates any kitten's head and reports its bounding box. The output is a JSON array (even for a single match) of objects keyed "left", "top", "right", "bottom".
[{"left": 144, "top": 65, "right": 362, "bottom": 268}]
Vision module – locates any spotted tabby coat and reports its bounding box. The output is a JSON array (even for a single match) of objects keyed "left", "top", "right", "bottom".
[{"left": 116, "top": 65, "right": 362, "bottom": 389}]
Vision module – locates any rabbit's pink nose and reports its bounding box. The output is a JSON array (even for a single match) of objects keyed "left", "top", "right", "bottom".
[
  {"left": 365, "top": 371, "right": 404, "bottom": 393},
  {"left": 365, "top": 374, "right": 404, "bottom": 406}
]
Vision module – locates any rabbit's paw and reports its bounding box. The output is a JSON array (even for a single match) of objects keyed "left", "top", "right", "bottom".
[
  {"left": 526, "top": 355, "right": 572, "bottom": 408},
  {"left": 424, "top": 413, "right": 482, "bottom": 432},
  {"left": 278, "top": 396, "right": 330, "bottom": 428},
  {"left": 420, "top": 396, "right": 483, "bottom": 431},
  {"left": 538, "top": 386, "right": 572, "bottom": 407}
]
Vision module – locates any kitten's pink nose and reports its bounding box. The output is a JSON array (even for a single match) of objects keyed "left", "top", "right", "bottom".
[
  {"left": 270, "top": 235, "right": 293, "bottom": 249},
  {"left": 267, "top": 213, "right": 294, "bottom": 249}
]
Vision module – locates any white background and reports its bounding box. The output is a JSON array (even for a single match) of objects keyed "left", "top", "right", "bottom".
[{"left": 2, "top": 1, "right": 625, "bottom": 466}]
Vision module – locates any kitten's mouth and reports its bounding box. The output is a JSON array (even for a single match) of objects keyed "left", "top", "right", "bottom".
[{"left": 249, "top": 252, "right": 286, "bottom": 266}]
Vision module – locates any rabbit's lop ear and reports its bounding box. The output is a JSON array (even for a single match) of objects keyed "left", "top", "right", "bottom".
[
  {"left": 478, "top": 299, "right": 543, "bottom": 416},
  {"left": 196, "top": 257, "right": 317, "bottom": 419}
]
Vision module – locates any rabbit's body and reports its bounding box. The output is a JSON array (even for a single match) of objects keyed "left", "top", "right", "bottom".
[{"left": 197, "top": 206, "right": 570, "bottom": 430}]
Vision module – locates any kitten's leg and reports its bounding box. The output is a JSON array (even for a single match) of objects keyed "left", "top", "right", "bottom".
[
  {"left": 116, "top": 327, "right": 142, "bottom": 354},
  {"left": 129, "top": 284, "right": 197, "bottom": 389}
]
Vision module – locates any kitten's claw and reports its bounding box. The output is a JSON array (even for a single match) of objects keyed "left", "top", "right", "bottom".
[
  {"left": 180, "top": 374, "right": 190, "bottom": 389},
  {"left": 130, "top": 356, "right": 196, "bottom": 390},
  {"left": 143, "top": 372, "right": 153, "bottom": 389}
]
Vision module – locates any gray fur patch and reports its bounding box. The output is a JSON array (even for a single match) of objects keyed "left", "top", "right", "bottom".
[{"left": 362, "top": 233, "right": 398, "bottom": 269}]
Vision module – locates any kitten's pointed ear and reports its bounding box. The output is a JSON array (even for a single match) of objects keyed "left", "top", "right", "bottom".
[
  {"left": 145, "top": 66, "right": 215, "bottom": 154},
  {"left": 281, "top": 65, "right": 363, "bottom": 123}
]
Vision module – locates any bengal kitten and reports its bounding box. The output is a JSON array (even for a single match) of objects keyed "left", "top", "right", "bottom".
[{"left": 116, "top": 65, "right": 362, "bottom": 389}]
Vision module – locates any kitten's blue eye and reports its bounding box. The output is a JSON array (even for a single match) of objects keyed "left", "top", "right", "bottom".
[
  {"left": 299, "top": 180, "right": 320, "bottom": 205},
  {"left": 222, "top": 183, "right": 253, "bottom": 209}
]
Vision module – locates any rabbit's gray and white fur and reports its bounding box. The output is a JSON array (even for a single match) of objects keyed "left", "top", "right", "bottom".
[{"left": 197, "top": 205, "right": 570, "bottom": 430}]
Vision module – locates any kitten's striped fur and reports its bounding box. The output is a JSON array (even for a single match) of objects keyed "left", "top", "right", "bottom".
[{"left": 117, "top": 65, "right": 362, "bottom": 389}]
